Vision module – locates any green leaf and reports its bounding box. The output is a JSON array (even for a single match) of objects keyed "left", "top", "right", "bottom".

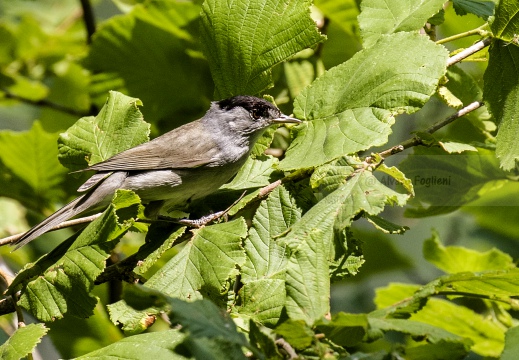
[
  {"left": 284, "top": 57, "right": 324, "bottom": 100},
  {"left": 423, "top": 230, "right": 515, "bottom": 273},
  {"left": 274, "top": 319, "right": 314, "bottom": 350},
  {"left": 436, "top": 270, "right": 519, "bottom": 301},
  {"left": 46, "top": 61, "right": 91, "bottom": 117},
  {"left": 372, "top": 283, "right": 426, "bottom": 319},
  {"left": 144, "top": 219, "right": 247, "bottom": 301},
  {"left": 249, "top": 321, "right": 283, "bottom": 360},
  {"left": 483, "top": 41, "right": 519, "bottom": 170},
  {"left": 315, "top": 313, "right": 368, "bottom": 347},
  {"left": 374, "top": 283, "right": 421, "bottom": 309},
  {"left": 438, "top": 66, "right": 484, "bottom": 110},
  {"left": 106, "top": 220, "right": 249, "bottom": 332},
  {"left": 107, "top": 299, "right": 158, "bottom": 336},
  {"left": 309, "top": 157, "right": 356, "bottom": 195},
  {"left": 86, "top": 1, "right": 211, "bottom": 124},
  {"left": 58, "top": 91, "right": 149, "bottom": 171},
  {"left": 376, "top": 162, "right": 414, "bottom": 195},
  {"left": 0, "top": 121, "right": 68, "bottom": 204},
  {"left": 75, "top": 329, "right": 188, "bottom": 359},
  {"left": 10, "top": 190, "right": 141, "bottom": 322},
  {"left": 199, "top": 0, "right": 325, "bottom": 98},
  {"left": 46, "top": 303, "right": 124, "bottom": 359},
  {"left": 241, "top": 186, "right": 303, "bottom": 283},
  {"left": 452, "top": 0, "right": 495, "bottom": 20},
  {"left": 221, "top": 155, "right": 281, "bottom": 190},
  {"left": 490, "top": 0, "right": 519, "bottom": 41},
  {"left": 399, "top": 147, "right": 507, "bottom": 217},
  {"left": 373, "top": 270, "right": 519, "bottom": 322},
  {"left": 405, "top": 340, "right": 471, "bottom": 360},
  {"left": 3, "top": 74, "right": 49, "bottom": 101},
  {"left": 428, "top": 9, "right": 445, "bottom": 26},
  {"left": 169, "top": 298, "right": 251, "bottom": 360},
  {"left": 502, "top": 326, "right": 519, "bottom": 360},
  {"left": 133, "top": 225, "right": 186, "bottom": 276},
  {"left": 314, "top": 0, "right": 359, "bottom": 34},
  {"left": 463, "top": 181, "right": 519, "bottom": 238},
  {"left": 358, "top": 0, "right": 446, "bottom": 48},
  {"left": 438, "top": 141, "right": 478, "bottom": 153},
  {"left": 280, "top": 32, "right": 448, "bottom": 170},
  {"left": 368, "top": 317, "right": 470, "bottom": 345},
  {"left": 411, "top": 298, "right": 505, "bottom": 357},
  {"left": 365, "top": 214, "right": 409, "bottom": 234},
  {"left": 236, "top": 279, "right": 286, "bottom": 326},
  {"left": 0, "top": 323, "right": 48, "bottom": 360},
  {"left": 280, "top": 171, "right": 408, "bottom": 323}
]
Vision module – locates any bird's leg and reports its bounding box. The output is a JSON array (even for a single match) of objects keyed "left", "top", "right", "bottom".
[{"left": 173, "top": 191, "right": 247, "bottom": 228}]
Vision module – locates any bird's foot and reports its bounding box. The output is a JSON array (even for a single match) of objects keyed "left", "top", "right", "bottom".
[
  {"left": 166, "top": 191, "right": 247, "bottom": 228},
  {"left": 174, "top": 211, "right": 227, "bottom": 228}
]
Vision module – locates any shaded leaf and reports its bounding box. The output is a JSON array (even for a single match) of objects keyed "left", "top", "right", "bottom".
[
  {"left": 411, "top": 298, "right": 505, "bottom": 357},
  {"left": 274, "top": 319, "right": 314, "bottom": 350},
  {"left": 9, "top": 190, "right": 141, "bottom": 322},
  {"left": 400, "top": 147, "right": 507, "bottom": 217},
  {"left": 0, "top": 121, "right": 68, "bottom": 205},
  {"left": 368, "top": 317, "right": 470, "bottom": 346},
  {"left": 501, "top": 326, "right": 519, "bottom": 360},
  {"left": 315, "top": 313, "right": 368, "bottom": 347},
  {"left": 200, "top": 0, "right": 325, "bottom": 98},
  {"left": 75, "top": 329, "right": 188, "bottom": 359},
  {"left": 169, "top": 298, "right": 251, "bottom": 360},
  {"left": 483, "top": 41, "right": 519, "bottom": 170},
  {"left": 87, "top": 1, "right": 211, "bottom": 125},
  {"left": 0, "top": 323, "right": 48, "bottom": 360},
  {"left": 452, "top": 0, "right": 495, "bottom": 20},
  {"left": 423, "top": 230, "right": 515, "bottom": 273},
  {"left": 490, "top": 0, "right": 519, "bottom": 41},
  {"left": 280, "top": 171, "right": 408, "bottom": 322},
  {"left": 58, "top": 91, "right": 149, "bottom": 171}
]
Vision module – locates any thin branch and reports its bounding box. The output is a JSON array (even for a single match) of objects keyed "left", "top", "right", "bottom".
[
  {"left": 447, "top": 37, "right": 492, "bottom": 66},
  {"left": 2, "top": 90, "right": 89, "bottom": 117},
  {"left": 424, "top": 100, "right": 483, "bottom": 134},
  {"left": 79, "top": 0, "right": 96, "bottom": 44},
  {"left": 0, "top": 213, "right": 102, "bottom": 246},
  {"left": 436, "top": 24, "right": 489, "bottom": 45},
  {"left": 366, "top": 101, "right": 484, "bottom": 162},
  {"left": 275, "top": 338, "right": 298, "bottom": 359}
]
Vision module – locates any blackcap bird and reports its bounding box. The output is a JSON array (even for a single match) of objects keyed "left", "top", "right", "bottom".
[{"left": 15, "top": 95, "right": 301, "bottom": 248}]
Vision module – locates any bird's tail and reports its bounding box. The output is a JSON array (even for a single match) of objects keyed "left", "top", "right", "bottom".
[
  {"left": 13, "top": 171, "right": 128, "bottom": 249},
  {"left": 14, "top": 195, "right": 87, "bottom": 249}
]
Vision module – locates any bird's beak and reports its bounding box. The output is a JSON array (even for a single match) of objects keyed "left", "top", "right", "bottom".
[{"left": 272, "top": 114, "right": 302, "bottom": 124}]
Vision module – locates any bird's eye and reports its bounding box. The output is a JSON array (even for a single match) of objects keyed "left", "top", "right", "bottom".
[{"left": 251, "top": 109, "right": 261, "bottom": 120}]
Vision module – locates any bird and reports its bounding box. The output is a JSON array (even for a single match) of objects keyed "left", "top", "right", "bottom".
[{"left": 14, "top": 95, "right": 301, "bottom": 248}]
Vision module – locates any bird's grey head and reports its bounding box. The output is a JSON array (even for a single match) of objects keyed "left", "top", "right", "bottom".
[{"left": 208, "top": 95, "right": 300, "bottom": 138}]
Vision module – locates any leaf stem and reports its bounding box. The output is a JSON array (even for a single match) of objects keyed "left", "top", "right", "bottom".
[{"left": 436, "top": 24, "right": 490, "bottom": 45}]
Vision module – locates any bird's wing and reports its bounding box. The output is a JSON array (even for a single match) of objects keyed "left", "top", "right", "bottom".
[{"left": 84, "top": 122, "right": 220, "bottom": 172}]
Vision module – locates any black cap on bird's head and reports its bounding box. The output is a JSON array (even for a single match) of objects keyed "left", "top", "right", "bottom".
[{"left": 217, "top": 95, "right": 301, "bottom": 125}]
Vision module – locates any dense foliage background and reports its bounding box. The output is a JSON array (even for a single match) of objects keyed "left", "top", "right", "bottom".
[{"left": 1, "top": 0, "right": 519, "bottom": 359}]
